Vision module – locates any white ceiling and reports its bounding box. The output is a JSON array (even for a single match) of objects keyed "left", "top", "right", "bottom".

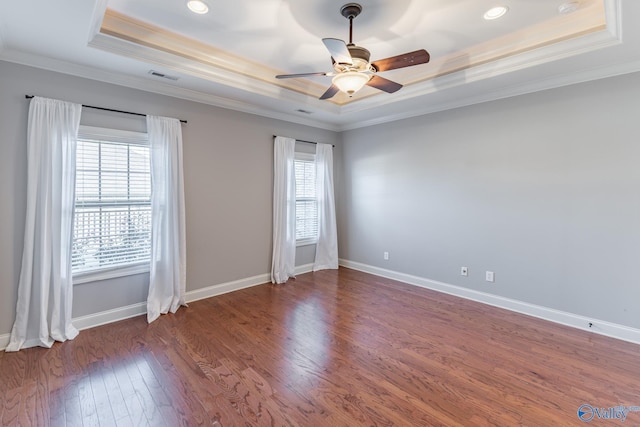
[{"left": 1, "top": 0, "right": 639, "bottom": 131}]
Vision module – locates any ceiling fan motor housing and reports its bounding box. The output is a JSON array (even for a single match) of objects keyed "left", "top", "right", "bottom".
[{"left": 347, "top": 44, "right": 371, "bottom": 71}]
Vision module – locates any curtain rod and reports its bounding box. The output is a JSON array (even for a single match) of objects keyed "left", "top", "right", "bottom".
[
  {"left": 272, "top": 135, "right": 334, "bottom": 147},
  {"left": 25, "top": 95, "right": 187, "bottom": 124}
]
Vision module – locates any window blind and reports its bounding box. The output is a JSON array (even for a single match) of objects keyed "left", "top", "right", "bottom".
[
  {"left": 72, "top": 128, "right": 151, "bottom": 276},
  {"left": 295, "top": 158, "right": 318, "bottom": 241}
]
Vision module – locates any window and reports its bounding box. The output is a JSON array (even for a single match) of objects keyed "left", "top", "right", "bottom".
[
  {"left": 295, "top": 153, "right": 318, "bottom": 245},
  {"left": 72, "top": 126, "right": 151, "bottom": 283}
]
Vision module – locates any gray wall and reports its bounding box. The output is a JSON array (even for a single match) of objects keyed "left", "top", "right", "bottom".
[
  {"left": 0, "top": 60, "right": 339, "bottom": 334},
  {"left": 3, "top": 57, "right": 639, "bottom": 337},
  {"left": 339, "top": 71, "right": 640, "bottom": 329}
]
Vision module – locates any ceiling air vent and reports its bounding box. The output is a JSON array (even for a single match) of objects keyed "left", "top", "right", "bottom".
[
  {"left": 296, "top": 109, "right": 313, "bottom": 114},
  {"left": 148, "top": 70, "right": 179, "bottom": 81}
]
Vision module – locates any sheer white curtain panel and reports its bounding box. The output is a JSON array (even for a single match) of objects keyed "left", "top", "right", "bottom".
[
  {"left": 271, "top": 136, "right": 297, "bottom": 284},
  {"left": 313, "top": 143, "right": 339, "bottom": 271},
  {"left": 146, "top": 115, "right": 187, "bottom": 323},
  {"left": 7, "top": 97, "right": 82, "bottom": 351}
]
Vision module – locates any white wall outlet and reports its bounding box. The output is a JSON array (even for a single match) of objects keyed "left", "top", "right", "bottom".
[
  {"left": 486, "top": 271, "right": 495, "bottom": 282},
  {"left": 383, "top": 251, "right": 389, "bottom": 260},
  {"left": 461, "top": 266, "right": 468, "bottom": 276}
]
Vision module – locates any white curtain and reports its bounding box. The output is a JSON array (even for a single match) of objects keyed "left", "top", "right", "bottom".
[
  {"left": 7, "top": 97, "right": 82, "bottom": 351},
  {"left": 271, "top": 136, "right": 296, "bottom": 284},
  {"left": 313, "top": 143, "right": 339, "bottom": 271},
  {"left": 146, "top": 115, "right": 187, "bottom": 323}
]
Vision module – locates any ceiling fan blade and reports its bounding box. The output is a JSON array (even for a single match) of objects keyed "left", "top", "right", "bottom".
[
  {"left": 276, "top": 72, "right": 329, "bottom": 79},
  {"left": 322, "top": 38, "right": 353, "bottom": 65},
  {"left": 371, "top": 49, "right": 430, "bottom": 72},
  {"left": 319, "top": 84, "right": 340, "bottom": 100},
  {"left": 366, "top": 75, "right": 403, "bottom": 93}
]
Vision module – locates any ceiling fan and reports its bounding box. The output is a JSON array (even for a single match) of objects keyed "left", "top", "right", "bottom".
[{"left": 276, "top": 3, "right": 430, "bottom": 100}]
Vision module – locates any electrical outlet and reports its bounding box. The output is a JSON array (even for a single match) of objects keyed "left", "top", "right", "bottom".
[
  {"left": 383, "top": 251, "right": 389, "bottom": 260},
  {"left": 485, "top": 271, "right": 495, "bottom": 282},
  {"left": 461, "top": 266, "right": 468, "bottom": 276}
]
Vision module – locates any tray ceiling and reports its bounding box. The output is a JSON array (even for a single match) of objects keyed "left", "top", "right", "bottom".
[{"left": 1, "top": 0, "right": 638, "bottom": 130}]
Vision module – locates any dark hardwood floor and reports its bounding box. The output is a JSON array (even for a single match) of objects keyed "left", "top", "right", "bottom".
[{"left": 1, "top": 267, "right": 639, "bottom": 426}]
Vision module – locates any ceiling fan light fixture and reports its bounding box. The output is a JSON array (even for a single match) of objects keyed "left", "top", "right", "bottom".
[
  {"left": 187, "top": 0, "right": 209, "bottom": 14},
  {"left": 484, "top": 6, "right": 509, "bottom": 20},
  {"left": 332, "top": 72, "right": 370, "bottom": 97}
]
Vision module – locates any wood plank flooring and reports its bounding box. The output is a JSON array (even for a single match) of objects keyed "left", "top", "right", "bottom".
[{"left": 1, "top": 267, "right": 639, "bottom": 426}]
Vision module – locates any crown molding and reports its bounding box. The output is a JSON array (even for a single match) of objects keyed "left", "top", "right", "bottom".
[
  {"left": 85, "top": 15, "right": 623, "bottom": 131},
  {"left": 2, "top": 0, "right": 633, "bottom": 133},
  {"left": 338, "top": 58, "right": 640, "bottom": 131},
  {"left": 96, "top": 9, "right": 340, "bottom": 103},
  {"left": 0, "top": 49, "right": 341, "bottom": 131},
  {"left": 92, "top": 3, "right": 608, "bottom": 109},
  {"left": 341, "top": 19, "right": 621, "bottom": 116},
  {"left": 88, "top": 33, "right": 333, "bottom": 111},
  {"left": 337, "top": 5, "right": 630, "bottom": 131}
]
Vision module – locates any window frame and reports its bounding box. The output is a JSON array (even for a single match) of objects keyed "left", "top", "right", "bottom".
[
  {"left": 294, "top": 152, "right": 318, "bottom": 247},
  {"left": 72, "top": 125, "right": 151, "bottom": 285}
]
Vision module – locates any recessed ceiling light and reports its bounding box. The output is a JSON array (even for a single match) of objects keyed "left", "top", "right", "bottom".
[
  {"left": 187, "top": 0, "right": 209, "bottom": 14},
  {"left": 558, "top": 2, "right": 580, "bottom": 15},
  {"left": 484, "top": 6, "right": 509, "bottom": 20}
]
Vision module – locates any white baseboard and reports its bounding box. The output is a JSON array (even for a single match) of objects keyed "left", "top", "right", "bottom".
[
  {"left": 0, "top": 264, "right": 305, "bottom": 351},
  {"left": 295, "top": 263, "right": 314, "bottom": 275},
  {"left": 71, "top": 263, "right": 316, "bottom": 331},
  {"left": 2, "top": 264, "right": 319, "bottom": 351},
  {"left": 186, "top": 263, "right": 313, "bottom": 302},
  {"left": 72, "top": 302, "right": 147, "bottom": 331},
  {"left": 185, "top": 272, "right": 270, "bottom": 303},
  {"left": 339, "top": 259, "right": 640, "bottom": 346},
  {"left": 2, "top": 270, "right": 280, "bottom": 351},
  {"left": 11, "top": 260, "right": 635, "bottom": 350},
  {"left": 71, "top": 273, "right": 273, "bottom": 334}
]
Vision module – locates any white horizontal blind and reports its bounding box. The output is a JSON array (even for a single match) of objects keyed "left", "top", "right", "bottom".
[
  {"left": 72, "top": 127, "right": 151, "bottom": 276},
  {"left": 295, "top": 157, "right": 318, "bottom": 241}
]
